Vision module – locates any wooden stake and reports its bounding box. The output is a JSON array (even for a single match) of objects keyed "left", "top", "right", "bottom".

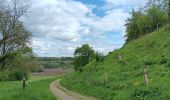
[
  {"left": 105, "top": 71, "right": 108, "bottom": 84},
  {"left": 143, "top": 65, "right": 149, "bottom": 86},
  {"left": 23, "top": 77, "right": 26, "bottom": 90}
]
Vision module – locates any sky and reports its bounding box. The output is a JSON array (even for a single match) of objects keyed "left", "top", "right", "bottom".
[{"left": 21, "top": 0, "right": 147, "bottom": 57}]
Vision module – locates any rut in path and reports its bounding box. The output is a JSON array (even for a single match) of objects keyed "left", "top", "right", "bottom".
[{"left": 50, "top": 79, "right": 95, "bottom": 100}]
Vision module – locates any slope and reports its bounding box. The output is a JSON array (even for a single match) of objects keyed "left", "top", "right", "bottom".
[{"left": 61, "top": 26, "right": 170, "bottom": 100}]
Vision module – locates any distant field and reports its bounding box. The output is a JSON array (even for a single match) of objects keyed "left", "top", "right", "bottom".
[{"left": 37, "top": 57, "right": 74, "bottom": 69}]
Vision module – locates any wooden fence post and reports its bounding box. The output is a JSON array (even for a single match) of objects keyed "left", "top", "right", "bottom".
[
  {"left": 143, "top": 65, "right": 149, "bottom": 86},
  {"left": 23, "top": 77, "right": 26, "bottom": 90},
  {"left": 105, "top": 71, "right": 108, "bottom": 84}
]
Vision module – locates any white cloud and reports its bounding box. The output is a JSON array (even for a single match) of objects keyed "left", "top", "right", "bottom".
[
  {"left": 21, "top": 0, "right": 146, "bottom": 57},
  {"left": 23, "top": 0, "right": 88, "bottom": 42}
]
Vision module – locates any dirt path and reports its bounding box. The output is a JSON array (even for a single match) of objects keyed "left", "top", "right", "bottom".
[{"left": 50, "top": 79, "right": 95, "bottom": 100}]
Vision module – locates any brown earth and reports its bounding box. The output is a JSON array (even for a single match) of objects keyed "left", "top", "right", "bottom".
[{"left": 31, "top": 68, "right": 73, "bottom": 76}]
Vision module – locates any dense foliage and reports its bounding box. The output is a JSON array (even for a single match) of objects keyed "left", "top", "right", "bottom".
[
  {"left": 125, "top": 0, "right": 169, "bottom": 42},
  {"left": 169, "top": 0, "right": 170, "bottom": 20},
  {"left": 74, "top": 44, "right": 96, "bottom": 72},
  {"left": 0, "top": 0, "right": 38, "bottom": 81}
]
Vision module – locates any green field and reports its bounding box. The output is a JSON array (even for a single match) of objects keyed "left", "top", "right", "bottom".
[
  {"left": 61, "top": 26, "right": 170, "bottom": 100},
  {"left": 0, "top": 75, "right": 57, "bottom": 100}
]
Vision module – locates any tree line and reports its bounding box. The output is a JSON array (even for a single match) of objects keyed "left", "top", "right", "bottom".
[
  {"left": 125, "top": 0, "right": 170, "bottom": 42},
  {"left": 37, "top": 57, "right": 73, "bottom": 70}
]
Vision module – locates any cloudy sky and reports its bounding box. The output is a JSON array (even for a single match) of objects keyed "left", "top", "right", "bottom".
[{"left": 21, "top": 0, "right": 147, "bottom": 57}]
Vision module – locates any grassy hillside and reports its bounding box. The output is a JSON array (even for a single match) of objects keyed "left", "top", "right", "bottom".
[{"left": 61, "top": 26, "right": 170, "bottom": 100}]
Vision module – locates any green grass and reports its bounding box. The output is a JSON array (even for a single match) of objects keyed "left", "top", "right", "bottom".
[
  {"left": 61, "top": 26, "right": 170, "bottom": 100},
  {"left": 0, "top": 76, "right": 57, "bottom": 100}
]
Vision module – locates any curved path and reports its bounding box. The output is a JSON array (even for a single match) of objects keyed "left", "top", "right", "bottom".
[{"left": 50, "top": 79, "right": 95, "bottom": 100}]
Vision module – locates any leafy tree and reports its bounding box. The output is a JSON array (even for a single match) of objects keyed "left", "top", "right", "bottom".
[
  {"left": 146, "top": 6, "right": 168, "bottom": 30},
  {"left": 95, "top": 52, "right": 105, "bottom": 62},
  {"left": 125, "top": 10, "right": 151, "bottom": 42},
  {"left": 125, "top": 0, "right": 169, "bottom": 42},
  {"left": 74, "top": 44, "right": 95, "bottom": 72},
  {"left": 169, "top": 0, "right": 170, "bottom": 21},
  {"left": 0, "top": 0, "right": 31, "bottom": 70}
]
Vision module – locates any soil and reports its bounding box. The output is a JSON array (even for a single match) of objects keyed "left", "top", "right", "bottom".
[{"left": 31, "top": 68, "right": 72, "bottom": 76}]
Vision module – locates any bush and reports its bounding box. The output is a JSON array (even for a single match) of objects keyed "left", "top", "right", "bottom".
[
  {"left": 165, "top": 61, "right": 170, "bottom": 68},
  {"left": 144, "top": 60, "right": 156, "bottom": 66},
  {"left": 8, "top": 68, "right": 29, "bottom": 81},
  {"left": 0, "top": 70, "right": 9, "bottom": 81},
  {"left": 132, "top": 86, "right": 161, "bottom": 100},
  {"left": 95, "top": 52, "right": 105, "bottom": 62},
  {"left": 160, "top": 58, "right": 167, "bottom": 64}
]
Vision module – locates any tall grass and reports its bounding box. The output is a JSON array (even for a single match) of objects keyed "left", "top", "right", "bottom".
[
  {"left": 61, "top": 26, "right": 170, "bottom": 100},
  {"left": 0, "top": 78, "right": 57, "bottom": 100}
]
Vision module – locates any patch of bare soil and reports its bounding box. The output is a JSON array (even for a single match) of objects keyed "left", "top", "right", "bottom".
[{"left": 32, "top": 68, "right": 73, "bottom": 76}]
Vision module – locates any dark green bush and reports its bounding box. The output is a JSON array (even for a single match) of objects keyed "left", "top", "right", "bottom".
[
  {"left": 99, "top": 90, "right": 116, "bottom": 100},
  {"left": 144, "top": 60, "right": 156, "bottom": 66},
  {"left": 132, "top": 87, "right": 161, "bottom": 100},
  {"left": 165, "top": 61, "right": 170, "bottom": 68},
  {"left": 8, "top": 68, "right": 29, "bottom": 81},
  {"left": 160, "top": 58, "right": 167, "bottom": 64},
  {"left": 0, "top": 70, "right": 9, "bottom": 81},
  {"left": 95, "top": 52, "right": 105, "bottom": 62}
]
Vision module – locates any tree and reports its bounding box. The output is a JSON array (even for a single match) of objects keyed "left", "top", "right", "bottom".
[
  {"left": 169, "top": 0, "right": 170, "bottom": 21},
  {"left": 125, "top": 10, "right": 151, "bottom": 42},
  {"left": 95, "top": 52, "right": 105, "bottom": 62},
  {"left": 146, "top": 0, "right": 168, "bottom": 13},
  {"left": 0, "top": 0, "right": 31, "bottom": 70},
  {"left": 125, "top": 0, "right": 169, "bottom": 43},
  {"left": 147, "top": 6, "right": 168, "bottom": 30},
  {"left": 74, "top": 44, "right": 95, "bottom": 72}
]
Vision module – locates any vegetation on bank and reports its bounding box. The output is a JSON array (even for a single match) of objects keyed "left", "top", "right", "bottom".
[{"left": 61, "top": 25, "right": 170, "bottom": 100}]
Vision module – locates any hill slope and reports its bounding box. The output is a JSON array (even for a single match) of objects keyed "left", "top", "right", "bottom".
[{"left": 61, "top": 26, "right": 170, "bottom": 100}]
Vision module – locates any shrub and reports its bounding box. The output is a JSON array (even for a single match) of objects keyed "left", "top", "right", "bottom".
[
  {"left": 132, "top": 86, "right": 161, "bottom": 100},
  {"left": 8, "top": 68, "right": 29, "bottom": 81},
  {"left": 0, "top": 70, "right": 9, "bottom": 81},
  {"left": 165, "top": 61, "right": 170, "bottom": 68},
  {"left": 160, "top": 58, "right": 167, "bottom": 64},
  {"left": 144, "top": 60, "right": 156, "bottom": 66},
  {"left": 95, "top": 52, "right": 105, "bottom": 62}
]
